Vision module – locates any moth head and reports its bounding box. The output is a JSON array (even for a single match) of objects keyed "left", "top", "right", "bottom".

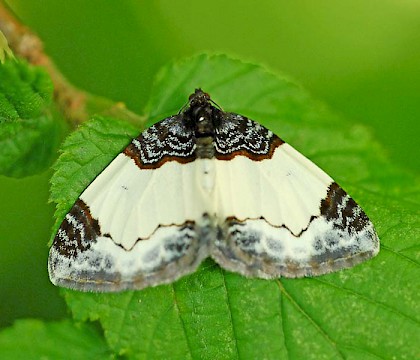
[
  {"left": 184, "top": 89, "right": 219, "bottom": 136},
  {"left": 188, "top": 88, "right": 210, "bottom": 106}
]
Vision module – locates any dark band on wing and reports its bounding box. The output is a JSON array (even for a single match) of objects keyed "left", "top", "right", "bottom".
[
  {"left": 123, "top": 116, "right": 197, "bottom": 169},
  {"left": 320, "top": 182, "right": 371, "bottom": 232},
  {"left": 214, "top": 114, "right": 284, "bottom": 161},
  {"left": 215, "top": 136, "right": 284, "bottom": 161},
  {"left": 52, "top": 199, "right": 101, "bottom": 259},
  {"left": 124, "top": 110, "right": 286, "bottom": 167},
  {"left": 124, "top": 140, "right": 196, "bottom": 169}
]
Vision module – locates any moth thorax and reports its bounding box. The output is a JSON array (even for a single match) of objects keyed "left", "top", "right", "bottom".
[
  {"left": 193, "top": 107, "right": 214, "bottom": 136},
  {"left": 196, "top": 136, "right": 215, "bottom": 158}
]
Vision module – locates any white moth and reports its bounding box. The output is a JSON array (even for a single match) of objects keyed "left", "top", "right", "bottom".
[{"left": 48, "top": 89, "right": 380, "bottom": 292}]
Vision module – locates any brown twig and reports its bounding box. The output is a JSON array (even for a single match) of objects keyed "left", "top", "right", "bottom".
[{"left": 0, "top": 2, "right": 144, "bottom": 127}]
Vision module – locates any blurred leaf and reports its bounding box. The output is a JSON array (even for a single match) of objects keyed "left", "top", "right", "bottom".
[
  {"left": 51, "top": 54, "right": 419, "bottom": 359},
  {"left": 0, "top": 30, "right": 14, "bottom": 63},
  {"left": 0, "top": 59, "right": 62, "bottom": 177},
  {"left": 0, "top": 319, "right": 112, "bottom": 360},
  {"left": 0, "top": 59, "right": 52, "bottom": 121}
]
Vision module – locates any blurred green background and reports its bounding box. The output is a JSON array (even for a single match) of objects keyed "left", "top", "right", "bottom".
[{"left": 1, "top": 0, "right": 419, "bottom": 327}]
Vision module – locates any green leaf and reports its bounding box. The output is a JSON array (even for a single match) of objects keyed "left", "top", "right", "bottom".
[
  {"left": 51, "top": 54, "right": 419, "bottom": 359},
  {"left": 0, "top": 59, "right": 62, "bottom": 178},
  {"left": 0, "top": 319, "right": 112, "bottom": 360}
]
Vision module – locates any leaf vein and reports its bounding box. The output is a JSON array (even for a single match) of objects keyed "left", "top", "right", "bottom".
[
  {"left": 313, "top": 278, "right": 420, "bottom": 326},
  {"left": 171, "top": 284, "right": 193, "bottom": 359},
  {"left": 279, "top": 291, "right": 291, "bottom": 360},
  {"left": 276, "top": 280, "right": 346, "bottom": 360},
  {"left": 221, "top": 271, "right": 240, "bottom": 360},
  {"left": 381, "top": 244, "right": 419, "bottom": 266}
]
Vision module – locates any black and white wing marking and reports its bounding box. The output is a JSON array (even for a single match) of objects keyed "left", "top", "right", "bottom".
[
  {"left": 49, "top": 89, "right": 380, "bottom": 292},
  {"left": 211, "top": 112, "right": 379, "bottom": 278},
  {"left": 48, "top": 116, "right": 211, "bottom": 292},
  {"left": 123, "top": 116, "right": 196, "bottom": 168},
  {"left": 214, "top": 113, "right": 283, "bottom": 160}
]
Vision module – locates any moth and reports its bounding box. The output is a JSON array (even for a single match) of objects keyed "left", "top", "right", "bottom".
[{"left": 48, "top": 89, "right": 380, "bottom": 292}]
